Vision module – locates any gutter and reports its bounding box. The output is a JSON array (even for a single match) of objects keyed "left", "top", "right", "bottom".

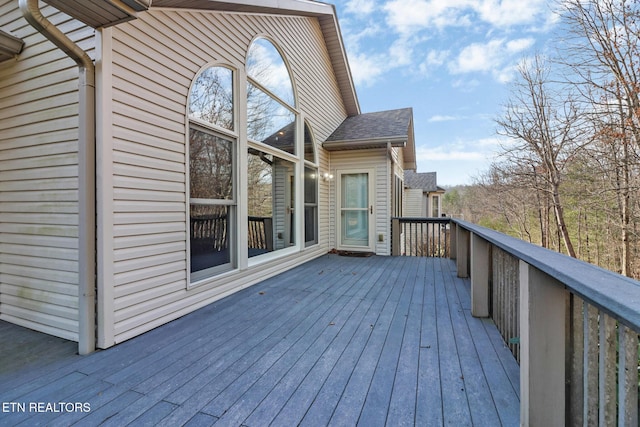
[
  {"left": 323, "top": 136, "right": 407, "bottom": 151},
  {"left": 20, "top": 0, "right": 96, "bottom": 355}
]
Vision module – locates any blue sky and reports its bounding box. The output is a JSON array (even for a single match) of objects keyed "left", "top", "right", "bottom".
[{"left": 333, "top": 0, "right": 559, "bottom": 185}]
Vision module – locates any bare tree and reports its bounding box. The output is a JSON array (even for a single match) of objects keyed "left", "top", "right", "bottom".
[
  {"left": 559, "top": 0, "right": 640, "bottom": 275},
  {"left": 496, "top": 54, "right": 584, "bottom": 257}
]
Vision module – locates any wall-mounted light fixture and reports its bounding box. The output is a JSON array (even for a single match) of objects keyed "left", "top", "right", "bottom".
[{"left": 321, "top": 172, "right": 334, "bottom": 181}]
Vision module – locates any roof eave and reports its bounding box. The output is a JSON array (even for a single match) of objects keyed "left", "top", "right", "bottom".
[
  {"left": 403, "top": 115, "right": 417, "bottom": 171},
  {"left": 42, "top": 0, "right": 360, "bottom": 116},
  {"left": 0, "top": 29, "right": 24, "bottom": 62},
  {"left": 42, "top": 0, "right": 151, "bottom": 28},
  {"left": 323, "top": 136, "right": 407, "bottom": 151}
]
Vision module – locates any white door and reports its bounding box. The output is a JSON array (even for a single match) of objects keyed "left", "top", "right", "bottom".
[{"left": 338, "top": 171, "right": 374, "bottom": 251}]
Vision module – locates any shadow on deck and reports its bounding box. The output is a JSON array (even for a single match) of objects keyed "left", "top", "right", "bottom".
[{"left": 0, "top": 255, "right": 519, "bottom": 426}]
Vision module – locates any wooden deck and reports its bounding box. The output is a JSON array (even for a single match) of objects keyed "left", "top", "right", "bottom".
[{"left": 0, "top": 255, "right": 520, "bottom": 426}]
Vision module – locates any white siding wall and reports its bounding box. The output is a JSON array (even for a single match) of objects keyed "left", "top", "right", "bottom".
[
  {"left": 0, "top": 2, "right": 94, "bottom": 341},
  {"left": 404, "top": 189, "right": 425, "bottom": 217},
  {"left": 329, "top": 149, "right": 390, "bottom": 256},
  {"left": 101, "top": 9, "right": 348, "bottom": 346}
]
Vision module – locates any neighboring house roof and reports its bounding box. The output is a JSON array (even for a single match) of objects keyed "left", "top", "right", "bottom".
[
  {"left": 405, "top": 170, "right": 445, "bottom": 193},
  {"left": 323, "top": 107, "right": 417, "bottom": 169},
  {"left": 42, "top": 0, "right": 360, "bottom": 117}
]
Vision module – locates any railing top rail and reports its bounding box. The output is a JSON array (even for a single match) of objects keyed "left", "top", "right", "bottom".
[
  {"left": 453, "top": 218, "right": 640, "bottom": 331},
  {"left": 392, "top": 217, "right": 450, "bottom": 224}
]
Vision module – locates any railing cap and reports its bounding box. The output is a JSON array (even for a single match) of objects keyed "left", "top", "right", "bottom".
[{"left": 454, "top": 219, "right": 640, "bottom": 331}]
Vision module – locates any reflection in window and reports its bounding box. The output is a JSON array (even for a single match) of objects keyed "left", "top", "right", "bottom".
[
  {"left": 247, "top": 148, "right": 296, "bottom": 257},
  {"left": 247, "top": 38, "right": 295, "bottom": 106},
  {"left": 189, "top": 130, "right": 235, "bottom": 278},
  {"left": 304, "top": 123, "right": 318, "bottom": 247},
  {"left": 188, "top": 66, "right": 236, "bottom": 281},
  {"left": 247, "top": 82, "right": 295, "bottom": 154},
  {"left": 189, "top": 67, "right": 234, "bottom": 130},
  {"left": 432, "top": 195, "right": 440, "bottom": 218},
  {"left": 246, "top": 38, "right": 296, "bottom": 156},
  {"left": 190, "top": 129, "right": 233, "bottom": 200},
  {"left": 190, "top": 204, "right": 233, "bottom": 280},
  {"left": 341, "top": 173, "right": 369, "bottom": 247},
  {"left": 304, "top": 166, "right": 318, "bottom": 246},
  {"left": 393, "top": 175, "right": 403, "bottom": 217},
  {"left": 304, "top": 122, "right": 315, "bottom": 163}
]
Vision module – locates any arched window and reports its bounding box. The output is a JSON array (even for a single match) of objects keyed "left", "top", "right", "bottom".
[
  {"left": 246, "top": 38, "right": 296, "bottom": 155},
  {"left": 188, "top": 66, "right": 237, "bottom": 281},
  {"left": 246, "top": 38, "right": 299, "bottom": 258}
]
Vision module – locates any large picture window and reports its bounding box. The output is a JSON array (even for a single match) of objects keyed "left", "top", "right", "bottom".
[
  {"left": 246, "top": 37, "right": 300, "bottom": 259},
  {"left": 187, "top": 38, "right": 314, "bottom": 281},
  {"left": 188, "top": 66, "right": 236, "bottom": 281}
]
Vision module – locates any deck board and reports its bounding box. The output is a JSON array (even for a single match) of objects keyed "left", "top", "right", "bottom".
[{"left": 0, "top": 255, "right": 520, "bottom": 426}]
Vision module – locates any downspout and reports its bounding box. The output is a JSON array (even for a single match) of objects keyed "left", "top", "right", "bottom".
[{"left": 20, "top": 0, "right": 96, "bottom": 355}]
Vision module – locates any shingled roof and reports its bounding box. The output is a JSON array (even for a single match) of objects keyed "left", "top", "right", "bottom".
[
  {"left": 404, "top": 170, "right": 445, "bottom": 193},
  {"left": 325, "top": 108, "right": 412, "bottom": 144},
  {"left": 323, "top": 108, "right": 416, "bottom": 169}
]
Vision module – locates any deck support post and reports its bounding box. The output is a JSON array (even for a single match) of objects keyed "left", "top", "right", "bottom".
[
  {"left": 391, "top": 218, "right": 400, "bottom": 256},
  {"left": 449, "top": 221, "right": 457, "bottom": 260},
  {"left": 456, "top": 227, "right": 470, "bottom": 278},
  {"left": 471, "top": 233, "right": 490, "bottom": 317},
  {"left": 519, "top": 260, "right": 566, "bottom": 426}
]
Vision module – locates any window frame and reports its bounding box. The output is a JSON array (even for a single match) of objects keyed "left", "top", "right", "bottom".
[
  {"left": 187, "top": 64, "right": 239, "bottom": 285},
  {"left": 245, "top": 37, "right": 306, "bottom": 265},
  {"left": 303, "top": 121, "right": 319, "bottom": 247}
]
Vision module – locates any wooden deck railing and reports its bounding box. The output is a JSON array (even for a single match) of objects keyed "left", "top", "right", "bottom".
[
  {"left": 248, "top": 216, "right": 273, "bottom": 251},
  {"left": 392, "top": 216, "right": 640, "bottom": 426},
  {"left": 191, "top": 214, "right": 228, "bottom": 252},
  {"left": 391, "top": 217, "right": 450, "bottom": 257},
  {"left": 191, "top": 215, "right": 273, "bottom": 251}
]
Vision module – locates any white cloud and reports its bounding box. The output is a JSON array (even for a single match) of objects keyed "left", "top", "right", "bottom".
[
  {"left": 383, "top": 0, "right": 472, "bottom": 34},
  {"left": 383, "top": 0, "right": 553, "bottom": 35},
  {"left": 452, "top": 39, "right": 505, "bottom": 73},
  {"left": 389, "top": 37, "right": 416, "bottom": 66},
  {"left": 428, "top": 115, "right": 459, "bottom": 122},
  {"left": 417, "top": 145, "right": 486, "bottom": 161},
  {"left": 451, "top": 77, "right": 481, "bottom": 91},
  {"left": 419, "top": 49, "right": 450, "bottom": 74},
  {"left": 506, "top": 38, "right": 536, "bottom": 53},
  {"left": 345, "top": 0, "right": 377, "bottom": 16},
  {"left": 476, "top": 0, "right": 550, "bottom": 27},
  {"left": 449, "top": 37, "right": 535, "bottom": 82},
  {"left": 348, "top": 52, "right": 388, "bottom": 86}
]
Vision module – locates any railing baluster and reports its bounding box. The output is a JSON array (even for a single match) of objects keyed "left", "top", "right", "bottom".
[
  {"left": 584, "top": 304, "right": 599, "bottom": 424},
  {"left": 390, "top": 217, "right": 451, "bottom": 258},
  {"left": 598, "top": 312, "right": 617, "bottom": 426},
  {"left": 567, "top": 294, "right": 584, "bottom": 426},
  {"left": 618, "top": 325, "right": 639, "bottom": 426}
]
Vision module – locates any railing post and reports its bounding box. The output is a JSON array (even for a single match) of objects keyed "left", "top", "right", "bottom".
[
  {"left": 449, "top": 221, "right": 457, "bottom": 260},
  {"left": 391, "top": 218, "right": 400, "bottom": 256},
  {"left": 519, "top": 260, "right": 566, "bottom": 426},
  {"left": 456, "top": 227, "right": 470, "bottom": 278},
  {"left": 471, "top": 233, "right": 490, "bottom": 317}
]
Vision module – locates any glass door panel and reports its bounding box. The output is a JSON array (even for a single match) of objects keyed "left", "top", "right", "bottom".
[{"left": 340, "top": 173, "right": 370, "bottom": 247}]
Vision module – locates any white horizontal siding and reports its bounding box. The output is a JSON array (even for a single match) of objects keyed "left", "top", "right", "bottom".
[
  {"left": 405, "top": 189, "right": 424, "bottom": 217},
  {"left": 0, "top": 2, "right": 95, "bottom": 341},
  {"left": 103, "top": 9, "right": 346, "bottom": 345}
]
